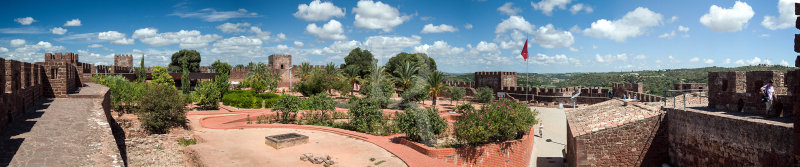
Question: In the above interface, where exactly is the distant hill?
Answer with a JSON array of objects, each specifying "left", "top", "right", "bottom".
[{"left": 445, "top": 65, "right": 798, "bottom": 96}]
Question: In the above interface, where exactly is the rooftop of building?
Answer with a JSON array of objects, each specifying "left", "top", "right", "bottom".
[{"left": 566, "top": 99, "right": 663, "bottom": 136}]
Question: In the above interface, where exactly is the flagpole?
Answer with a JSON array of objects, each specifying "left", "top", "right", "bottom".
[{"left": 525, "top": 38, "right": 529, "bottom": 104}]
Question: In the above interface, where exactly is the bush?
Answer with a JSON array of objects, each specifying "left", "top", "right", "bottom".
[
  {"left": 221, "top": 90, "right": 280, "bottom": 109},
  {"left": 448, "top": 87, "right": 466, "bottom": 105},
  {"left": 455, "top": 103, "right": 474, "bottom": 113},
  {"left": 308, "top": 93, "right": 336, "bottom": 123},
  {"left": 151, "top": 66, "right": 175, "bottom": 87},
  {"left": 137, "top": 85, "right": 187, "bottom": 134},
  {"left": 454, "top": 98, "right": 536, "bottom": 145},
  {"left": 394, "top": 108, "right": 447, "bottom": 146},
  {"left": 192, "top": 80, "right": 221, "bottom": 110},
  {"left": 349, "top": 97, "right": 394, "bottom": 135},
  {"left": 475, "top": 87, "right": 494, "bottom": 103},
  {"left": 274, "top": 95, "right": 301, "bottom": 123},
  {"left": 93, "top": 75, "right": 148, "bottom": 112}
]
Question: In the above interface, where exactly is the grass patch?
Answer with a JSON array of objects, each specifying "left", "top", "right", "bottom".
[{"left": 177, "top": 138, "right": 197, "bottom": 147}]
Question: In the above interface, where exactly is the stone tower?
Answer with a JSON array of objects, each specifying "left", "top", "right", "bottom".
[
  {"left": 268, "top": 54, "right": 292, "bottom": 70},
  {"left": 114, "top": 54, "right": 133, "bottom": 68}
]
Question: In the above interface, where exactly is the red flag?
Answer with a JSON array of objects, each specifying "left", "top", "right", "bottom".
[{"left": 521, "top": 39, "right": 529, "bottom": 60}]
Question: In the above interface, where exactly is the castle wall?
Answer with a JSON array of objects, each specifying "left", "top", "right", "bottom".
[
  {"left": 666, "top": 107, "right": 793, "bottom": 166},
  {"left": 568, "top": 113, "right": 668, "bottom": 167},
  {"left": 113, "top": 54, "right": 133, "bottom": 68},
  {"left": 708, "top": 71, "right": 795, "bottom": 118}
]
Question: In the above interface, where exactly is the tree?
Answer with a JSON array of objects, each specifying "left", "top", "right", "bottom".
[
  {"left": 241, "top": 62, "right": 279, "bottom": 93},
  {"left": 214, "top": 73, "right": 230, "bottom": 97},
  {"left": 476, "top": 87, "right": 494, "bottom": 103},
  {"left": 308, "top": 93, "right": 335, "bottom": 123},
  {"left": 151, "top": 66, "right": 174, "bottom": 87},
  {"left": 181, "top": 65, "right": 190, "bottom": 94},
  {"left": 393, "top": 61, "right": 418, "bottom": 91},
  {"left": 385, "top": 52, "right": 436, "bottom": 79},
  {"left": 394, "top": 108, "right": 447, "bottom": 146},
  {"left": 297, "top": 62, "right": 312, "bottom": 79},
  {"left": 210, "top": 60, "right": 231, "bottom": 75},
  {"left": 274, "top": 95, "right": 301, "bottom": 123},
  {"left": 192, "top": 80, "right": 221, "bottom": 109},
  {"left": 168, "top": 49, "right": 201, "bottom": 72},
  {"left": 343, "top": 67, "right": 363, "bottom": 96},
  {"left": 448, "top": 87, "right": 465, "bottom": 105},
  {"left": 137, "top": 84, "right": 186, "bottom": 134},
  {"left": 425, "top": 71, "right": 446, "bottom": 107},
  {"left": 136, "top": 55, "right": 146, "bottom": 83},
  {"left": 342, "top": 47, "right": 375, "bottom": 79}
]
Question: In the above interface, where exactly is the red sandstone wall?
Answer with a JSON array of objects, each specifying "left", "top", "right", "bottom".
[
  {"left": 666, "top": 107, "right": 793, "bottom": 166},
  {"left": 708, "top": 71, "right": 795, "bottom": 118},
  {"left": 397, "top": 127, "right": 535, "bottom": 167},
  {"left": 567, "top": 114, "right": 668, "bottom": 166}
]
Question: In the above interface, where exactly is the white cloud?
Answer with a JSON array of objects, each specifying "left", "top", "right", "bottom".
[
  {"left": 735, "top": 57, "right": 762, "bottom": 65},
  {"left": 633, "top": 55, "right": 646, "bottom": 60},
  {"left": 531, "top": 0, "right": 571, "bottom": 16},
  {"left": 171, "top": 8, "right": 259, "bottom": 22},
  {"left": 210, "top": 36, "right": 264, "bottom": 57},
  {"left": 50, "top": 27, "right": 67, "bottom": 35},
  {"left": 530, "top": 53, "right": 580, "bottom": 65},
  {"left": 595, "top": 54, "right": 628, "bottom": 63},
  {"left": 668, "top": 55, "right": 679, "bottom": 63},
  {"left": 413, "top": 41, "right": 465, "bottom": 59},
  {"left": 306, "top": 19, "right": 346, "bottom": 40},
  {"left": 689, "top": 57, "right": 700, "bottom": 63},
  {"left": 10, "top": 39, "right": 26, "bottom": 47},
  {"left": 353, "top": 0, "right": 411, "bottom": 32},
  {"left": 275, "top": 33, "right": 287, "bottom": 41},
  {"left": 216, "top": 22, "right": 250, "bottom": 34},
  {"left": 699, "top": 1, "right": 754, "bottom": 32},
  {"left": 14, "top": 17, "right": 36, "bottom": 25},
  {"left": 0, "top": 47, "right": 7, "bottom": 52},
  {"left": 0, "top": 27, "right": 46, "bottom": 34},
  {"left": 569, "top": 47, "right": 578, "bottom": 52},
  {"left": 760, "top": 34, "right": 771, "bottom": 38},
  {"left": 669, "top": 16, "right": 679, "bottom": 23},
  {"left": 88, "top": 44, "right": 103, "bottom": 48},
  {"left": 495, "top": 15, "right": 534, "bottom": 34},
  {"left": 762, "top": 0, "right": 799, "bottom": 30},
  {"left": 276, "top": 44, "right": 289, "bottom": 50},
  {"left": 678, "top": 25, "right": 690, "bottom": 32},
  {"left": 704, "top": 59, "right": 715, "bottom": 64},
  {"left": 64, "top": 19, "right": 81, "bottom": 26},
  {"left": 294, "top": 0, "right": 345, "bottom": 21},
  {"left": 659, "top": 31, "right": 676, "bottom": 39},
  {"left": 249, "top": 26, "right": 272, "bottom": 41},
  {"left": 4, "top": 41, "right": 65, "bottom": 62},
  {"left": 724, "top": 58, "right": 731, "bottom": 64},
  {"left": 780, "top": 60, "right": 790, "bottom": 66},
  {"left": 132, "top": 28, "right": 221, "bottom": 48},
  {"left": 421, "top": 24, "right": 458, "bottom": 33},
  {"left": 322, "top": 40, "right": 362, "bottom": 55},
  {"left": 583, "top": 7, "right": 663, "bottom": 42},
  {"left": 498, "top": 2, "right": 522, "bottom": 15},
  {"left": 294, "top": 41, "right": 304, "bottom": 47},
  {"left": 364, "top": 35, "right": 422, "bottom": 60},
  {"left": 131, "top": 49, "right": 176, "bottom": 66},
  {"left": 98, "top": 31, "right": 135, "bottom": 45},
  {"left": 464, "top": 24, "right": 473, "bottom": 30},
  {"left": 420, "top": 16, "right": 434, "bottom": 21},
  {"left": 532, "top": 24, "right": 574, "bottom": 48},
  {"left": 569, "top": 3, "right": 593, "bottom": 15}
]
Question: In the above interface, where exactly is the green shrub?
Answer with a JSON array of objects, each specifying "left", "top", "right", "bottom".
[
  {"left": 348, "top": 97, "right": 394, "bottom": 135},
  {"left": 151, "top": 66, "right": 175, "bottom": 87},
  {"left": 394, "top": 108, "right": 447, "bottom": 146},
  {"left": 274, "top": 95, "right": 301, "bottom": 123},
  {"left": 137, "top": 85, "right": 187, "bottom": 134},
  {"left": 221, "top": 90, "right": 281, "bottom": 109},
  {"left": 93, "top": 75, "right": 148, "bottom": 112},
  {"left": 308, "top": 93, "right": 336, "bottom": 124},
  {"left": 192, "top": 80, "right": 221, "bottom": 110},
  {"left": 456, "top": 103, "right": 475, "bottom": 113},
  {"left": 454, "top": 98, "right": 536, "bottom": 145},
  {"left": 448, "top": 87, "right": 466, "bottom": 105},
  {"left": 177, "top": 138, "right": 197, "bottom": 147},
  {"left": 475, "top": 87, "right": 494, "bottom": 103}
]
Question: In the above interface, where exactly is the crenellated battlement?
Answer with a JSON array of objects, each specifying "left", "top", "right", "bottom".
[
  {"left": 44, "top": 52, "right": 79, "bottom": 64},
  {"left": 113, "top": 54, "right": 133, "bottom": 68}
]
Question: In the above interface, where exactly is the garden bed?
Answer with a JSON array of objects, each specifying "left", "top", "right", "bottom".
[{"left": 396, "top": 126, "right": 535, "bottom": 167}]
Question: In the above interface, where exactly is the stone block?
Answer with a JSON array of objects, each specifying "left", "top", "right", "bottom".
[{"left": 265, "top": 133, "right": 308, "bottom": 149}]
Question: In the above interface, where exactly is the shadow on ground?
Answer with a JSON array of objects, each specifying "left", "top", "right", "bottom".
[
  {"left": 0, "top": 99, "right": 52, "bottom": 166},
  {"left": 537, "top": 157, "right": 564, "bottom": 167}
]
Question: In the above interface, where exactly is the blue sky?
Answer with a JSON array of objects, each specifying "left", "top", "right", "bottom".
[{"left": 0, "top": 0, "right": 796, "bottom": 73}]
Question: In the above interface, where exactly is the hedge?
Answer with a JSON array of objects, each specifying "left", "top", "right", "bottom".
[{"left": 222, "top": 90, "right": 281, "bottom": 109}]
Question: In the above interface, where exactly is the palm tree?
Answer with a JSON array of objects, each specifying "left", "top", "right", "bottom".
[
  {"left": 298, "top": 62, "right": 312, "bottom": 79},
  {"left": 393, "top": 61, "right": 418, "bottom": 91},
  {"left": 344, "top": 67, "right": 362, "bottom": 96},
  {"left": 426, "top": 71, "right": 447, "bottom": 107}
]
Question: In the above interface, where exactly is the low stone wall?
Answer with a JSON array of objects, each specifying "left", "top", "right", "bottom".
[
  {"left": 397, "top": 127, "right": 534, "bottom": 167},
  {"left": 567, "top": 113, "right": 668, "bottom": 166},
  {"left": 666, "top": 107, "right": 793, "bottom": 166}
]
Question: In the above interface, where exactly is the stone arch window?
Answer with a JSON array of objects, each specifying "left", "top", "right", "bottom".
[
  {"left": 281, "top": 64, "right": 284, "bottom": 69},
  {"left": 721, "top": 80, "right": 729, "bottom": 92}
]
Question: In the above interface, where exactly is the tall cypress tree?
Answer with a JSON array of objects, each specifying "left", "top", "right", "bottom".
[
  {"left": 136, "top": 55, "right": 146, "bottom": 83},
  {"left": 181, "top": 60, "right": 190, "bottom": 94}
]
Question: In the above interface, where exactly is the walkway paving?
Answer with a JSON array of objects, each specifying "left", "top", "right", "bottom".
[
  {"left": 0, "top": 84, "right": 123, "bottom": 166},
  {"left": 190, "top": 110, "right": 455, "bottom": 167},
  {"left": 530, "top": 107, "right": 567, "bottom": 167}
]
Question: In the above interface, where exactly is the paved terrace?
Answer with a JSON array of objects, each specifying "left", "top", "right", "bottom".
[{"left": 0, "top": 83, "right": 124, "bottom": 166}]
